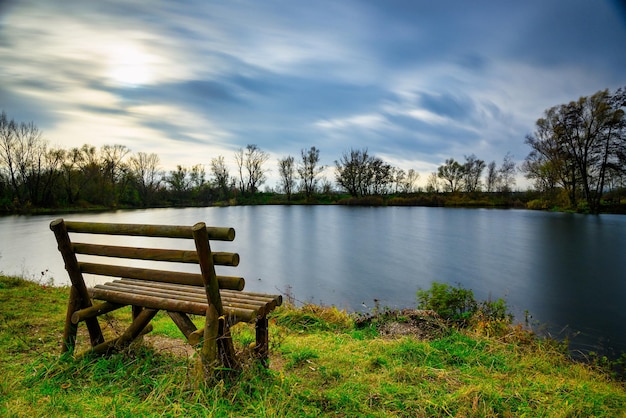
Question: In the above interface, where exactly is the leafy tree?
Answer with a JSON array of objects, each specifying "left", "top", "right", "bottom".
[
  {"left": 334, "top": 148, "right": 370, "bottom": 197},
  {"left": 523, "top": 87, "right": 625, "bottom": 212},
  {"left": 297, "top": 146, "right": 324, "bottom": 198},
  {"left": 462, "top": 154, "right": 485, "bottom": 193},
  {"left": 277, "top": 155, "right": 296, "bottom": 200},
  {"left": 437, "top": 158, "right": 465, "bottom": 192}
]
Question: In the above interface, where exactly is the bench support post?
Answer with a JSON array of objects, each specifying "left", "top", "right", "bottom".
[
  {"left": 51, "top": 219, "right": 105, "bottom": 353},
  {"left": 255, "top": 316, "right": 269, "bottom": 365}
]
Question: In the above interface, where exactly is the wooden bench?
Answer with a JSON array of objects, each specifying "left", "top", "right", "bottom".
[{"left": 50, "top": 218, "right": 282, "bottom": 374}]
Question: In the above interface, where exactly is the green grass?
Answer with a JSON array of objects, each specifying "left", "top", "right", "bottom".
[{"left": 1, "top": 275, "right": 625, "bottom": 417}]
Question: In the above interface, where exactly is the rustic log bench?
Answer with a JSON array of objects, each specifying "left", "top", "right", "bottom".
[{"left": 50, "top": 218, "right": 282, "bottom": 372}]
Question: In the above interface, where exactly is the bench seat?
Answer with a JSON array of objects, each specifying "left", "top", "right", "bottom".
[{"left": 89, "top": 278, "right": 282, "bottom": 323}]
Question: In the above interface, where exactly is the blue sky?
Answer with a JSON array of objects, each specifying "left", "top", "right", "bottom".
[{"left": 1, "top": 0, "right": 625, "bottom": 189}]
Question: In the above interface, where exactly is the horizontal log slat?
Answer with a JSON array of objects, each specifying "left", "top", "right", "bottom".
[
  {"left": 91, "top": 283, "right": 259, "bottom": 322},
  {"left": 78, "top": 262, "right": 245, "bottom": 291},
  {"left": 65, "top": 220, "right": 235, "bottom": 241},
  {"left": 98, "top": 279, "right": 270, "bottom": 315},
  {"left": 118, "top": 278, "right": 280, "bottom": 308},
  {"left": 73, "top": 243, "right": 239, "bottom": 266}
]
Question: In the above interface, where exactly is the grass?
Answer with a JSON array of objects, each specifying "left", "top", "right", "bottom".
[{"left": 1, "top": 275, "right": 625, "bottom": 417}]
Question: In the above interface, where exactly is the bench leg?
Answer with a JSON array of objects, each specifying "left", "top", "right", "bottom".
[
  {"left": 255, "top": 316, "right": 269, "bottom": 366},
  {"left": 61, "top": 286, "right": 80, "bottom": 354},
  {"left": 62, "top": 286, "right": 105, "bottom": 354},
  {"left": 217, "top": 318, "right": 239, "bottom": 370}
]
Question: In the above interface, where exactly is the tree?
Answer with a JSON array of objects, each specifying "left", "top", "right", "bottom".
[
  {"left": 334, "top": 148, "right": 394, "bottom": 196},
  {"left": 485, "top": 161, "right": 499, "bottom": 193},
  {"left": 129, "top": 152, "right": 162, "bottom": 206},
  {"left": 0, "top": 111, "right": 59, "bottom": 206},
  {"left": 100, "top": 144, "right": 130, "bottom": 206},
  {"left": 462, "top": 154, "right": 485, "bottom": 193},
  {"left": 522, "top": 87, "right": 625, "bottom": 212},
  {"left": 425, "top": 172, "right": 439, "bottom": 193},
  {"left": 403, "top": 169, "right": 420, "bottom": 193},
  {"left": 210, "top": 156, "right": 230, "bottom": 199},
  {"left": 277, "top": 155, "right": 296, "bottom": 200},
  {"left": 437, "top": 158, "right": 465, "bottom": 192},
  {"left": 297, "top": 146, "right": 324, "bottom": 198},
  {"left": 498, "top": 152, "right": 516, "bottom": 193},
  {"left": 235, "top": 144, "right": 269, "bottom": 195},
  {"left": 335, "top": 148, "right": 370, "bottom": 197}
]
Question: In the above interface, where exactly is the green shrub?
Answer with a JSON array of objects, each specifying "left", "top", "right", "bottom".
[
  {"left": 417, "top": 282, "right": 512, "bottom": 330},
  {"left": 417, "top": 282, "right": 477, "bottom": 325}
]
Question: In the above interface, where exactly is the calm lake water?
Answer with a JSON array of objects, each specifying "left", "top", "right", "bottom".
[{"left": 1, "top": 206, "right": 625, "bottom": 356}]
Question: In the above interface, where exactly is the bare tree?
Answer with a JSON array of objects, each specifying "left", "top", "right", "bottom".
[
  {"left": 277, "top": 155, "right": 296, "bottom": 199},
  {"left": 129, "top": 152, "right": 162, "bottom": 206},
  {"left": 425, "top": 172, "right": 439, "bottom": 193},
  {"left": 498, "top": 152, "right": 516, "bottom": 193},
  {"left": 210, "top": 156, "right": 230, "bottom": 198},
  {"left": 485, "top": 161, "right": 498, "bottom": 193},
  {"left": 235, "top": 144, "right": 269, "bottom": 195},
  {"left": 298, "top": 146, "right": 324, "bottom": 198}
]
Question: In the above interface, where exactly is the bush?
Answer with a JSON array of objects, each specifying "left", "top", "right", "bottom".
[
  {"left": 417, "top": 282, "right": 512, "bottom": 330},
  {"left": 417, "top": 282, "right": 477, "bottom": 325}
]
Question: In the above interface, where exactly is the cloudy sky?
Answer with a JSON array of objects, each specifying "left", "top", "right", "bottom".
[{"left": 1, "top": 0, "right": 625, "bottom": 189}]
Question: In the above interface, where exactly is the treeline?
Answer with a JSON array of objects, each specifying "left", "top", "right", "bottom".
[{"left": 1, "top": 86, "right": 624, "bottom": 214}]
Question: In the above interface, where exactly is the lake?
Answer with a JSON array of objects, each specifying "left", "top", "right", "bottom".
[{"left": 1, "top": 206, "right": 624, "bottom": 357}]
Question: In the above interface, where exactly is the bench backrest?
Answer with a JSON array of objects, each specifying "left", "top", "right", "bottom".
[{"left": 50, "top": 219, "right": 244, "bottom": 316}]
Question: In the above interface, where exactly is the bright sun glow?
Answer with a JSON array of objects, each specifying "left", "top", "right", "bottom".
[{"left": 107, "top": 44, "right": 154, "bottom": 86}]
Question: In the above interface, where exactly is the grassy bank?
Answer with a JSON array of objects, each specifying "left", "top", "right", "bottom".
[{"left": 1, "top": 275, "right": 625, "bottom": 417}]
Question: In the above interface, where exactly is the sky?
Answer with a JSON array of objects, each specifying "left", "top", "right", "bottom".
[{"left": 1, "top": 0, "right": 625, "bottom": 190}]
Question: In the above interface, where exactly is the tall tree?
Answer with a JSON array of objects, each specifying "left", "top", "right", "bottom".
[
  {"left": 210, "top": 156, "right": 230, "bottom": 199},
  {"left": 334, "top": 148, "right": 370, "bottom": 197},
  {"left": 277, "top": 155, "right": 296, "bottom": 200},
  {"left": 297, "top": 146, "right": 324, "bottom": 198},
  {"left": 498, "top": 152, "right": 517, "bottom": 193},
  {"left": 523, "top": 87, "right": 625, "bottom": 212},
  {"left": 235, "top": 144, "right": 269, "bottom": 195},
  {"left": 129, "top": 152, "right": 162, "bottom": 206},
  {"left": 437, "top": 158, "right": 465, "bottom": 193},
  {"left": 462, "top": 154, "right": 485, "bottom": 193}
]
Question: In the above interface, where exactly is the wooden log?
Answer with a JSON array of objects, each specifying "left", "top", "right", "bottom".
[
  {"left": 255, "top": 316, "right": 269, "bottom": 366},
  {"left": 91, "top": 287, "right": 208, "bottom": 316},
  {"left": 64, "top": 220, "right": 235, "bottom": 241},
  {"left": 86, "top": 311, "right": 157, "bottom": 357},
  {"left": 167, "top": 312, "right": 198, "bottom": 339},
  {"left": 50, "top": 219, "right": 105, "bottom": 348},
  {"left": 110, "top": 280, "right": 268, "bottom": 312},
  {"left": 94, "top": 281, "right": 264, "bottom": 319},
  {"left": 200, "top": 305, "right": 220, "bottom": 378},
  {"left": 90, "top": 286, "right": 257, "bottom": 322},
  {"left": 192, "top": 222, "right": 223, "bottom": 315},
  {"left": 71, "top": 301, "right": 124, "bottom": 324},
  {"left": 217, "top": 317, "right": 240, "bottom": 370},
  {"left": 188, "top": 328, "right": 204, "bottom": 346},
  {"left": 62, "top": 286, "right": 80, "bottom": 354},
  {"left": 72, "top": 243, "right": 239, "bottom": 266},
  {"left": 79, "top": 262, "right": 245, "bottom": 290}
]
